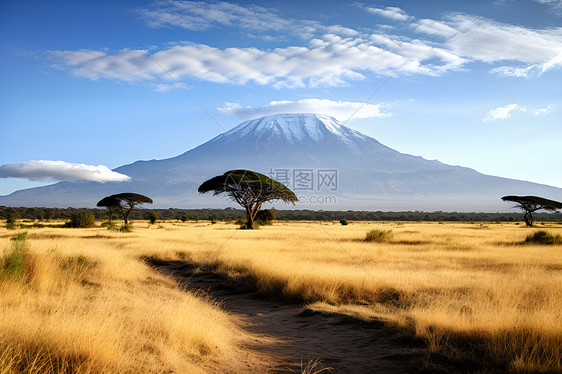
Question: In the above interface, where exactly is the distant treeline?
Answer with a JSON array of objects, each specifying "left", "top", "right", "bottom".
[{"left": 1, "top": 206, "right": 561, "bottom": 223}]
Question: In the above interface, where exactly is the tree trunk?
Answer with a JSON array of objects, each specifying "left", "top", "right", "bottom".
[
  {"left": 524, "top": 211, "right": 533, "bottom": 226},
  {"left": 247, "top": 213, "right": 254, "bottom": 229},
  {"left": 122, "top": 207, "right": 129, "bottom": 225},
  {"left": 245, "top": 207, "right": 254, "bottom": 229},
  {"left": 108, "top": 207, "right": 113, "bottom": 223}
]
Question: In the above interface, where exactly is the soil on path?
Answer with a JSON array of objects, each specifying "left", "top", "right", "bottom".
[{"left": 150, "top": 260, "right": 459, "bottom": 373}]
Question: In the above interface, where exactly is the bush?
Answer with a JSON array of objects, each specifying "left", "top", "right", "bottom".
[
  {"left": 524, "top": 230, "right": 562, "bottom": 245},
  {"left": 236, "top": 219, "right": 260, "bottom": 229},
  {"left": 255, "top": 209, "right": 276, "bottom": 226},
  {"left": 119, "top": 224, "right": 133, "bottom": 233},
  {"left": 340, "top": 219, "right": 348, "bottom": 226},
  {"left": 365, "top": 229, "right": 393, "bottom": 242},
  {"left": 67, "top": 211, "right": 95, "bottom": 228},
  {"left": 5, "top": 213, "right": 19, "bottom": 230},
  {"left": 148, "top": 212, "right": 160, "bottom": 225},
  {"left": 102, "top": 221, "right": 117, "bottom": 230}
]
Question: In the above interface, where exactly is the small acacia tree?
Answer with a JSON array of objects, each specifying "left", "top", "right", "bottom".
[
  {"left": 113, "top": 193, "right": 153, "bottom": 225},
  {"left": 96, "top": 195, "right": 122, "bottom": 223},
  {"left": 198, "top": 169, "right": 297, "bottom": 229},
  {"left": 501, "top": 195, "right": 562, "bottom": 226},
  {"left": 97, "top": 193, "right": 153, "bottom": 225}
]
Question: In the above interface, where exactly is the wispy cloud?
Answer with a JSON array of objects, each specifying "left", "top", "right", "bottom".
[
  {"left": 483, "top": 104, "right": 525, "bottom": 121},
  {"left": 0, "top": 161, "right": 131, "bottom": 182},
  {"left": 414, "top": 15, "right": 562, "bottom": 65},
  {"left": 490, "top": 65, "right": 536, "bottom": 78},
  {"left": 411, "top": 19, "right": 457, "bottom": 37},
  {"left": 491, "top": 51, "right": 562, "bottom": 78},
  {"left": 47, "top": 1, "right": 562, "bottom": 89},
  {"left": 138, "top": 0, "right": 306, "bottom": 33},
  {"left": 530, "top": 0, "right": 562, "bottom": 11},
  {"left": 48, "top": 33, "right": 462, "bottom": 88},
  {"left": 218, "top": 99, "right": 391, "bottom": 121},
  {"left": 361, "top": 5, "right": 413, "bottom": 21},
  {"left": 483, "top": 103, "right": 555, "bottom": 121},
  {"left": 532, "top": 104, "right": 554, "bottom": 116}
]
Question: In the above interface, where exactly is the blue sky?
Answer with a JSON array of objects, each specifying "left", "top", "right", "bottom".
[{"left": 1, "top": 0, "right": 561, "bottom": 195}]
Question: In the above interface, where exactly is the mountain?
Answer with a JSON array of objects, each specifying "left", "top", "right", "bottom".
[{"left": 1, "top": 113, "right": 560, "bottom": 211}]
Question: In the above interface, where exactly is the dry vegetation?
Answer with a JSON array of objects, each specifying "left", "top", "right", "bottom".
[
  {"left": 0, "top": 224, "right": 265, "bottom": 373},
  {"left": 1, "top": 220, "right": 561, "bottom": 372}
]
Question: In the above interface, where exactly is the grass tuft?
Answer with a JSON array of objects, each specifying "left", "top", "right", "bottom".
[
  {"left": 524, "top": 230, "right": 562, "bottom": 245},
  {"left": 364, "top": 229, "right": 393, "bottom": 242},
  {"left": 1, "top": 231, "right": 29, "bottom": 282}
]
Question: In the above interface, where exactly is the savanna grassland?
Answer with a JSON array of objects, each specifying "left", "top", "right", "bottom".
[{"left": 1, "top": 220, "right": 561, "bottom": 372}]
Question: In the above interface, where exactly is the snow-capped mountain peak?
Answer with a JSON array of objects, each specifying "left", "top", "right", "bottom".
[
  {"left": 220, "top": 113, "right": 368, "bottom": 145},
  {"left": 3, "top": 112, "right": 560, "bottom": 211}
]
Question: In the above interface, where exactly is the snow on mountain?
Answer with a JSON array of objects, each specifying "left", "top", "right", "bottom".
[
  {"left": 1, "top": 113, "right": 561, "bottom": 211},
  {"left": 220, "top": 113, "right": 368, "bottom": 145}
]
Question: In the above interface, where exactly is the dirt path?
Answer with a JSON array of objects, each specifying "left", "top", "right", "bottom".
[{"left": 150, "top": 260, "right": 457, "bottom": 373}]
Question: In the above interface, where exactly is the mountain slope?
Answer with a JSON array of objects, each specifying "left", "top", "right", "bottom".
[{"left": 1, "top": 113, "right": 560, "bottom": 211}]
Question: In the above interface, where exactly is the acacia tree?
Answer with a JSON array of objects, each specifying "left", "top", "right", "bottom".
[
  {"left": 501, "top": 195, "right": 562, "bottom": 226},
  {"left": 198, "top": 169, "right": 298, "bottom": 229},
  {"left": 96, "top": 195, "right": 122, "bottom": 223},
  {"left": 113, "top": 193, "right": 153, "bottom": 225}
]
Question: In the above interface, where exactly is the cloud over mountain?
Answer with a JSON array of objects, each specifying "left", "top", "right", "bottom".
[
  {"left": 218, "top": 99, "right": 391, "bottom": 121},
  {"left": 1, "top": 114, "right": 560, "bottom": 210},
  {"left": 0, "top": 161, "right": 131, "bottom": 182}
]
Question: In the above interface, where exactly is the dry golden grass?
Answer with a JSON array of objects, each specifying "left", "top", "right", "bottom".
[
  {"left": 0, "top": 225, "right": 263, "bottom": 373},
  {"left": 2, "top": 220, "right": 561, "bottom": 372},
  {"left": 142, "top": 220, "right": 562, "bottom": 371}
]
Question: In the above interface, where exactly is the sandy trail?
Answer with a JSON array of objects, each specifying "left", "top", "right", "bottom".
[{"left": 150, "top": 260, "right": 457, "bottom": 373}]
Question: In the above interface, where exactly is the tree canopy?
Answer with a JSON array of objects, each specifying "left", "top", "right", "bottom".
[
  {"left": 501, "top": 195, "right": 562, "bottom": 226},
  {"left": 198, "top": 169, "right": 297, "bottom": 229},
  {"left": 96, "top": 195, "right": 122, "bottom": 222},
  {"left": 97, "top": 193, "right": 153, "bottom": 225}
]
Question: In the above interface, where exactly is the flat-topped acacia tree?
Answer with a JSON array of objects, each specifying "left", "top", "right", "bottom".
[
  {"left": 198, "top": 169, "right": 298, "bottom": 229},
  {"left": 96, "top": 195, "right": 122, "bottom": 223},
  {"left": 97, "top": 193, "right": 153, "bottom": 225},
  {"left": 113, "top": 193, "right": 153, "bottom": 225},
  {"left": 501, "top": 195, "right": 562, "bottom": 226}
]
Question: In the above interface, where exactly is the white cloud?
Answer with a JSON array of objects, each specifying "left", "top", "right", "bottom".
[
  {"left": 152, "top": 82, "right": 177, "bottom": 93},
  {"left": 0, "top": 161, "right": 131, "bottom": 182},
  {"left": 218, "top": 99, "right": 391, "bottom": 121},
  {"left": 483, "top": 104, "right": 525, "bottom": 121},
  {"left": 540, "top": 50, "right": 562, "bottom": 73},
  {"left": 483, "top": 103, "right": 554, "bottom": 121},
  {"left": 415, "top": 14, "right": 562, "bottom": 65},
  {"left": 490, "top": 65, "right": 536, "bottom": 78},
  {"left": 532, "top": 104, "right": 554, "bottom": 116},
  {"left": 491, "top": 51, "right": 562, "bottom": 78},
  {"left": 139, "top": 0, "right": 359, "bottom": 40},
  {"left": 411, "top": 19, "right": 458, "bottom": 37},
  {"left": 48, "top": 32, "right": 465, "bottom": 88},
  {"left": 411, "top": 14, "right": 562, "bottom": 78},
  {"left": 138, "top": 0, "right": 298, "bottom": 32},
  {"left": 531, "top": 0, "right": 562, "bottom": 9},
  {"left": 363, "top": 6, "right": 412, "bottom": 21},
  {"left": 47, "top": 2, "right": 562, "bottom": 88}
]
